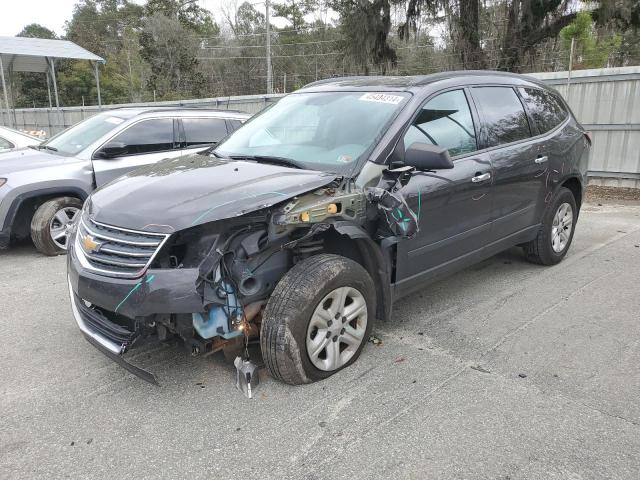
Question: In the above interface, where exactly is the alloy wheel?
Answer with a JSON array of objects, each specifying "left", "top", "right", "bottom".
[
  {"left": 49, "top": 206, "right": 80, "bottom": 250},
  {"left": 306, "top": 286, "right": 368, "bottom": 371},
  {"left": 551, "top": 202, "right": 573, "bottom": 253}
]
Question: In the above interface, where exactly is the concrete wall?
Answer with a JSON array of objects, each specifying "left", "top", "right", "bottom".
[
  {"left": 2, "top": 66, "right": 639, "bottom": 187},
  {"left": 0, "top": 94, "right": 284, "bottom": 138}
]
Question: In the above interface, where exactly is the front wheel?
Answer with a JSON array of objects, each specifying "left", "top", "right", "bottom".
[
  {"left": 524, "top": 187, "right": 577, "bottom": 265},
  {"left": 260, "top": 254, "right": 375, "bottom": 385},
  {"left": 30, "top": 197, "right": 82, "bottom": 256}
]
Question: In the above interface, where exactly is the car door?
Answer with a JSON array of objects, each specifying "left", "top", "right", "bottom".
[
  {"left": 470, "top": 86, "right": 546, "bottom": 240},
  {"left": 178, "top": 117, "right": 230, "bottom": 155},
  {"left": 394, "top": 88, "right": 493, "bottom": 290},
  {"left": 92, "top": 118, "right": 183, "bottom": 186}
]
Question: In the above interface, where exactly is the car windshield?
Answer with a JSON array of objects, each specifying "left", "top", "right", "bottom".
[
  {"left": 215, "top": 91, "right": 410, "bottom": 174},
  {"left": 41, "top": 113, "right": 129, "bottom": 156}
]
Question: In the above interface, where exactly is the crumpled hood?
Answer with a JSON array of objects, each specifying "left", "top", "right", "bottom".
[
  {"left": 0, "top": 148, "right": 68, "bottom": 174},
  {"left": 88, "top": 155, "right": 337, "bottom": 232}
]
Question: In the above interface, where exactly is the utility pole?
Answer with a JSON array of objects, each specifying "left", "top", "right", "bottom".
[{"left": 266, "top": 0, "right": 272, "bottom": 94}]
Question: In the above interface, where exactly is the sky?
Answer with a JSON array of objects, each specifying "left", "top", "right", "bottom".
[{"left": 0, "top": 1, "right": 290, "bottom": 37}]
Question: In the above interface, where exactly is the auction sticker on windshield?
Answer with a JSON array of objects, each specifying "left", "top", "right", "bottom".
[{"left": 359, "top": 93, "right": 404, "bottom": 105}]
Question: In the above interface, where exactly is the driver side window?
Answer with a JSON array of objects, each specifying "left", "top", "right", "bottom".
[
  {"left": 110, "top": 118, "right": 175, "bottom": 155},
  {"left": 404, "top": 89, "right": 477, "bottom": 157}
]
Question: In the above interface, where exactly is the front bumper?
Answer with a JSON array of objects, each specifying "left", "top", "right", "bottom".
[
  {"left": 68, "top": 277, "right": 159, "bottom": 384},
  {"left": 67, "top": 239, "right": 204, "bottom": 319},
  {"left": 67, "top": 238, "right": 207, "bottom": 384}
]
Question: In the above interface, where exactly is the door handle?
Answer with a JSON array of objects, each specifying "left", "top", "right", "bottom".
[
  {"left": 535, "top": 155, "right": 548, "bottom": 164},
  {"left": 471, "top": 172, "right": 491, "bottom": 183}
]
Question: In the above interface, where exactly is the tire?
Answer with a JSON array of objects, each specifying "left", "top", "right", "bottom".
[
  {"left": 524, "top": 187, "right": 577, "bottom": 265},
  {"left": 30, "top": 197, "right": 83, "bottom": 256},
  {"left": 260, "top": 254, "right": 375, "bottom": 385}
]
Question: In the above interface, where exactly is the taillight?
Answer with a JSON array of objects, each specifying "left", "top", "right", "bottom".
[{"left": 584, "top": 131, "right": 592, "bottom": 146}]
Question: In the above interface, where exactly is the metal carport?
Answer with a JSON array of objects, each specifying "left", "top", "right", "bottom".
[{"left": 0, "top": 36, "right": 105, "bottom": 128}]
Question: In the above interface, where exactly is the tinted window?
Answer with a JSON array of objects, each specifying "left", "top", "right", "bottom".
[
  {"left": 112, "top": 119, "right": 174, "bottom": 155},
  {"left": 0, "top": 136, "right": 13, "bottom": 150},
  {"left": 183, "top": 118, "right": 228, "bottom": 146},
  {"left": 518, "top": 88, "right": 568, "bottom": 134},
  {"left": 228, "top": 119, "right": 243, "bottom": 131},
  {"left": 403, "top": 89, "right": 477, "bottom": 156},
  {"left": 473, "top": 87, "right": 531, "bottom": 147}
]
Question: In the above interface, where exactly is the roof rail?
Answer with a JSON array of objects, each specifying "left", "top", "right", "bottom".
[{"left": 108, "top": 106, "right": 248, "bottom": 115}]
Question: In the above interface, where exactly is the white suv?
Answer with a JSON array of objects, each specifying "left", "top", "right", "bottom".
[{"left": 0, "top": 107, "right": 250, "bottom": 255}]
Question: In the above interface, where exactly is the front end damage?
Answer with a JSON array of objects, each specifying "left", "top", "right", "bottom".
[{"left": 67, "top": 170, "right": 419, "bottom": 386}]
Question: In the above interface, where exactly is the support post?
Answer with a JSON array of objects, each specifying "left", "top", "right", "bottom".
[
  {"left": 0, "top": 56, "right": 12, "bottom": 128},
  {"left": 46, "top": 70, "right": 52, "bottom": 108},
  {"left": 265, "top": 0, "right": 272, "bottom": 94},
  {"left": 567, "top": 36, "right": 575, "bottom": 89},
  {"left": 93, "top": 61, "right": 102, "bottom": 110},
  {"left": 48, "top": 58, "right": 62, "bottom": 133}
]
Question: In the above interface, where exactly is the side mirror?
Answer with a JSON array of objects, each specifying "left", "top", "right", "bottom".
[
  {"left": 96, "top": 141, "right": 127, "bottom": 159},
  {"left": 404, "top": 142, "right": 454, "bottom": 170}
]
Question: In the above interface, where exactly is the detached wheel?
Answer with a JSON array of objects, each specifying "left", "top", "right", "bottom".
[
  {"left": 30, "top": 197, "right": 82, "bottom": 256},
  {"left": 524, "top": 187, "right": 577, "bottom": 265},
  {"left": 260, "top": 254, "right": 374, "bottom": 385}
]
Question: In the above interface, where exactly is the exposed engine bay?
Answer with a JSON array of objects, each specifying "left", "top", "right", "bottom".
[
  {"left": 68, "top": 166, "right": 420, "bottom": 393},
  {"left": 139, "top": 172, "right": 416, "bottom": 359}
]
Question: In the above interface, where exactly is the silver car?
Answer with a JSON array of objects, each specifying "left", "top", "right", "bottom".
[
  {"left": 0, "top": 107, "right": 250, "bottom": 255},
  {"left": 0, "top": 126, "right": 42, "bottom": 151}
]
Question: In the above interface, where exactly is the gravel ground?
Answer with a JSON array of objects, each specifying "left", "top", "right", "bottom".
[
  {"left": 586, "top": 185, "right": 640, "bottom": 203},
  {"left": 1, "top": 201, "right": 639, "bottom": 480}
]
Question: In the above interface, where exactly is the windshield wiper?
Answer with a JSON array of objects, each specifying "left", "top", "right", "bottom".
[
  {"left": 33, "top": 144, "right": 58, "bottom": 152},
  {"left": 228, "top": 154, "right": 303, "bottom": 169}
]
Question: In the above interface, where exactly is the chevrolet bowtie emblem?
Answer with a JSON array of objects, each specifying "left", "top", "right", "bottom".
[{"left": 82, "top": 234, "right": 101, "bottom": 254}]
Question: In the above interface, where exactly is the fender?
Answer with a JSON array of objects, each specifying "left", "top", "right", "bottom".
[{"left": 1, "top": 187, "right": 89, "bottom": 232}]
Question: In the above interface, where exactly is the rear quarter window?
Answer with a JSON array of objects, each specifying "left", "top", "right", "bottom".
[
  {"left": 518, "top": 88, "right": 568, "bottom": 134},
  {"left": 473, "top": 87, "right": 531, "bottom": 147},
  {"left": 0, "top": 136, "right": 14, "bottom": 150}
]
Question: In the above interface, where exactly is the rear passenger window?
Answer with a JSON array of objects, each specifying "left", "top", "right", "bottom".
[
  {"left": 403, "top": 89, "right": 477, "bottom": 156},
  {"left": 518, "top": 88, "right": 568, "bottom": 134},
  {"left": 183, "top": 118, "right": 228, "bottom": 146},
  {"left": 473, "top": 87, "right": 531, "bottom": 147}
]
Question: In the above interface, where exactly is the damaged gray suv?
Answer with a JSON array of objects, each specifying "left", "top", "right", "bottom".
[{"left": 67, "top": 72, "right": 590, "bottom": 385}]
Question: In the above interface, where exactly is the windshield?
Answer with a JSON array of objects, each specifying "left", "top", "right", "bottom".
[
  {"left": 215, "top": 91, "right": 410, "bottom": 174},
  {"left": 42, "top": 113, "right": 129, "bottom": 156}
]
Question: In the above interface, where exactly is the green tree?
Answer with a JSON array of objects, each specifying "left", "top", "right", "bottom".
[
  {"left": 330, "top": 0, "right": 397, "bottom": 74},
  {"left": 145, "top": 0, "right": 219, "bottom": 36},
  {"left": 561, "top": 11, "right": 621, "bottom": 68},
  {"left": 140, "top": 13, "right": 205, "bottom": 99}
]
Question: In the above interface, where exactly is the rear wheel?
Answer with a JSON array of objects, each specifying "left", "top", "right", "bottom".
[
  {"left": 524, "top": 187, "right": 577, "bottom": 265},
  {"left": 260, "top": 254, "right": 375, "bottom": 385},
  {"left": 30, "top": 197, "right": 82, "bottom": 256}
]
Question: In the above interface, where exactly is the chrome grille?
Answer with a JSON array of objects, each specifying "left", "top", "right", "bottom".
[{"left": 75, "top": 217, "right": 169, "bottom": 278}]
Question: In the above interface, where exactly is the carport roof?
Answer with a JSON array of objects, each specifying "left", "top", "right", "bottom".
[{"left": 0, "top": 36, "right": 105, "bottom": 73}]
